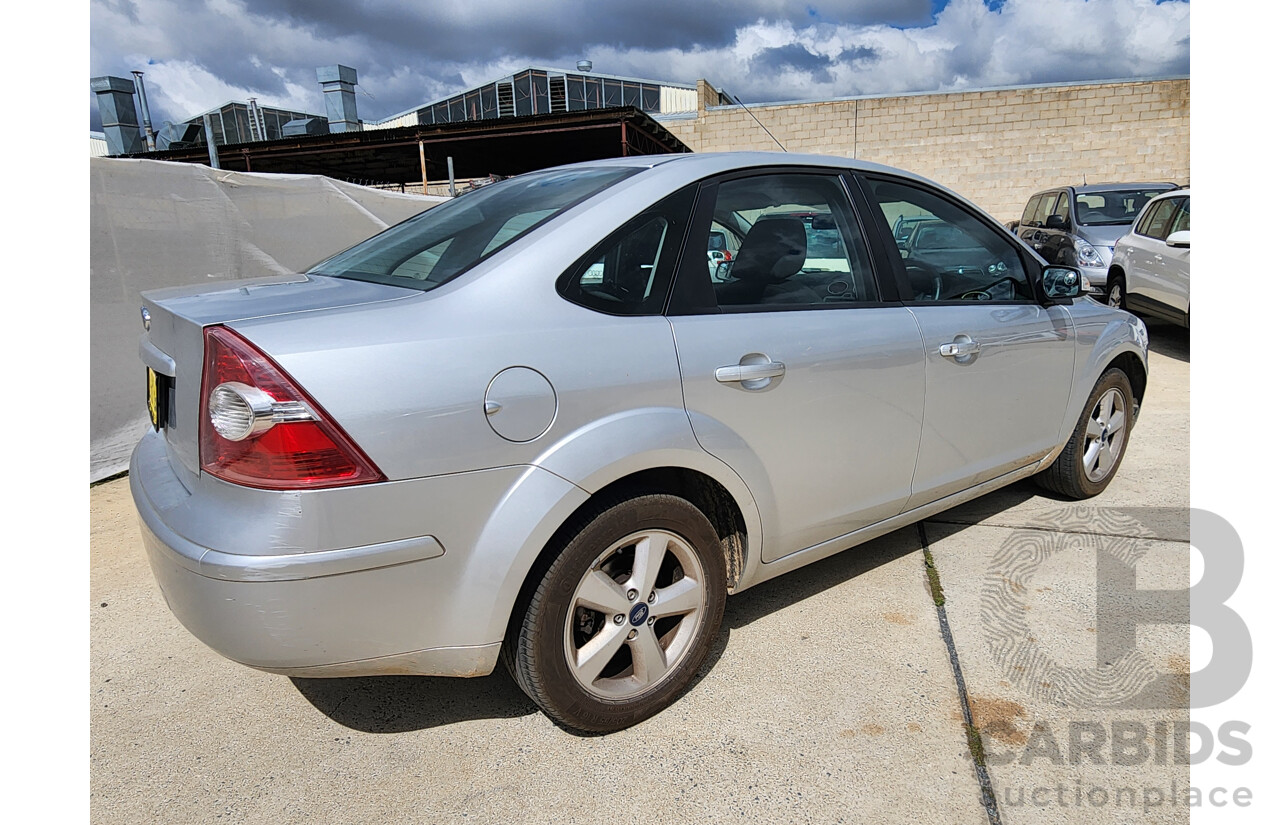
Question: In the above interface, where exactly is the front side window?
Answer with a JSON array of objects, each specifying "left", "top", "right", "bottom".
[
  {"left": 865, "top": 177, "right": 1033, "bottom": 303},
  {"left": 309, "top": 167, "right": 637, "bottom": 291},
  {"left": 1169, "top": 197, "right": 1190, "bottom": 234},
  {"left": 1052, "top": 193, "right": 1071, "bottom": 223},
  {"left": 1034, "top": 192, "right": 1060, "bottom": 227},
  {"left": 1020, "top": 195, "right": 1045, "bottom": 227}
]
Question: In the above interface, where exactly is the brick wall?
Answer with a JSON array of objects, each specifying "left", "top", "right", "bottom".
[{"left": 659, "top": 78, "right": 1189, "bottom": 223}]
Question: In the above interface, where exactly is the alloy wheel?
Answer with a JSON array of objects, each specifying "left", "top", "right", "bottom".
[
  {"left": 1108, "top": 283, "right": 1123, "bottom": 307},
  {"left": 1082, "top": 387, "right": 1127, "bottom": 482},
  {"left": 563, "top": 529, "right": 707, "bottom": 700}
]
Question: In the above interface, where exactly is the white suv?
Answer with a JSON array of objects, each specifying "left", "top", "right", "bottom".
[{"left": 1107, "top": 188, "right": 1191, "bottom": 327}]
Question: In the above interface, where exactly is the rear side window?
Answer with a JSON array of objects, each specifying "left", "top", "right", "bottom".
[
  {"left": 309, "top": 167, "right": 637, "bottom": 290},
  {"left": 706, "top": 173, "right": 877, "bottom": 309},
  {"left": 1136, "top": 197, "right": 1183, "bottom": 240}
]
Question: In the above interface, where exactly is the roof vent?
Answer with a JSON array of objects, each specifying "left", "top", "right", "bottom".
[{"left": 576, "top": 60, "right": 593, "bottom": 73}]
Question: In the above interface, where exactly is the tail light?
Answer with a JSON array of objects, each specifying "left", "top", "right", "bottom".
[{"left": 199, "top": 326, "right": 385, "bottom": 489}]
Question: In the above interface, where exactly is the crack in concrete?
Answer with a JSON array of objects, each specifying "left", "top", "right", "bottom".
[
  {"left": 925, "top": 518, "right": 1189, "bottom": 544},
  {"left": 918, "top": 522, "right": 1003, "bottom": 825}
]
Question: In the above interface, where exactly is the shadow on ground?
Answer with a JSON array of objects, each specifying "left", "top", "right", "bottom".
[
  {"left": 1146, "top": 318, "right": 1188, "bottom": 362},
  {"left": 291, "top": 665, "right": 538, "bottom": 733},
  {"left": 293, "top": 526, "right": 924, "bottom": 734}
]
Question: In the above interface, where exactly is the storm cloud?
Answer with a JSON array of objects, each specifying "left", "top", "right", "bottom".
[{"left": 89, "top": 0, "right": 1189, "bottom": 130}]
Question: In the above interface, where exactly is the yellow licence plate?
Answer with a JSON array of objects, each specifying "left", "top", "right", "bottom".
[{"left": 147, "top": 368, "right": 160, "bottom": 430}]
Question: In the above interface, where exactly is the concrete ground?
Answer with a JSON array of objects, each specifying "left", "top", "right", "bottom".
[{"left": 90, "top": 322, "right": 1190, "bottom": 825}]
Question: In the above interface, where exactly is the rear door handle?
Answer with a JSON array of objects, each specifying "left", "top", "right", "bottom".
[{"left": 715, "top": 362, "right": 786, "bottom": 383}]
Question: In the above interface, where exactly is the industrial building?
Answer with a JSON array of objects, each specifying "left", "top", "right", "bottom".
[
  {"left": 366, "top": 62, "right": 727, "bottom": 129},
  {"left": 89, "top": 64, "right": 1189, "bottom": 222}
]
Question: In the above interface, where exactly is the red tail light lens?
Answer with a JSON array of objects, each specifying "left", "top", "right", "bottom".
[{"left": 199, "top": 326, "right": 385, "bottom": 489}]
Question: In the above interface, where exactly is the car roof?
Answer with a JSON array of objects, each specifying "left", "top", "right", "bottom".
[
  {"left": 1034, "top": 182, "right": 1179, "bottom": 196},
  {"left": 540, "top": 151, "right": 926, "bottom": 182},
  {"left": 538, "top": 150, "right": 989, "bottom": 212},
  {"left": 1147, "top": 186, "right": 1191, "bottom": 199}
]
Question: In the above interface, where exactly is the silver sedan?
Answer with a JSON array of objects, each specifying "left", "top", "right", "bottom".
[{"left": 131, "top": 152, "right": 1148, "bottom": 732}]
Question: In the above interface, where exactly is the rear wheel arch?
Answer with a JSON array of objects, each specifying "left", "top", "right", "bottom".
[
  {"left": 503, "top": 491, "right": 729, "bottom": 731},
  {"left": 508, "top": 467, "right": 750, "bottom": 641}
]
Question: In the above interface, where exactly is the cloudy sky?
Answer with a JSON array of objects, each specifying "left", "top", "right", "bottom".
[{"left": 89, "top": 0, "right": 1190, "bottom": 131}]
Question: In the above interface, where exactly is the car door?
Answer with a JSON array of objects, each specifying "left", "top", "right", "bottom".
[
  {"left": 1018, "top": 189, "right": 1070, "bottom": 260},
  {"left": 1161, "top": 197, "right": 1191, "bottom": 313},
  {"left": 666, "top": 170, "right": 925, "bottom": 563},
  {"left": 1129, "top": 195, "right": 1189, "bottom": 314},
  {"left": 856, "top": 173, "right": 1077, "bottom": 510}
]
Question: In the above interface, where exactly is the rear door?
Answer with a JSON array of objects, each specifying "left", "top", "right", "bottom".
[
  {"left": 857, "top": 174, "right": 1077, "bottom": 509},
  {"left": 666, "top": 170, "right": 924, "bottom": 562}
]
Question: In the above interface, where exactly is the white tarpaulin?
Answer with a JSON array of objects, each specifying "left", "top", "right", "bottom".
[{"left": 90, "top": 157, "right": 443, "bottom": 482}]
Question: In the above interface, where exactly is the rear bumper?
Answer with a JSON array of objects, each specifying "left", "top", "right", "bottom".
[{"left": 129, "top": 431, "right": 507, "bottom": 677}]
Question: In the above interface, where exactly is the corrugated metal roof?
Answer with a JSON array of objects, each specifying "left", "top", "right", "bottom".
[{"left": 367, "top": 65, "right": 699, "bottom": 127}]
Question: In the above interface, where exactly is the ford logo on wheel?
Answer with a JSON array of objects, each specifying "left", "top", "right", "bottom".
[{"left": 629, "top": 603, "right": 649, "bottom": 626}]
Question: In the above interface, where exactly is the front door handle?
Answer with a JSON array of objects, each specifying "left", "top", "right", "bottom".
[
  {"left": 939, "top": 339, "right": 981, "bottom": 358},
  {"left": 715, "top": 361, "right": 786, "bottom": 384}
]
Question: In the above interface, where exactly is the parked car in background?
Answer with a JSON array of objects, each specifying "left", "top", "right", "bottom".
[
  {"left": 1011, "top": 183, "right": 1177, "bottom": 294},
  {"left": 707, "top": 229, "right": 733, "bottom": 276},
  {"left": 131, "top": 152, "right": 1148, "bottom": 733},
  {"left": 1107, "top": 188, "right": 1190, "bottom": 327}
]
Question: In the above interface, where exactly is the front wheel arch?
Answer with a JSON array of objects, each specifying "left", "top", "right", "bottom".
[{"left": 1105, "top": 267, "right": 1127, "bottom": 309}]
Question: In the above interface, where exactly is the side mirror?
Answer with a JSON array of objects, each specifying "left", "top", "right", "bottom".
[
  {"left": 714, "top": 260, "right": 733, "bottom": 282},
  {"left": 1042, "top": 266, "right": 1083, "bottom": 302},
  {"left": 1045, "top": 215, "right": 1069, "bottom": 231},
  {"left": 1166, "top": 230, "right": 1190, "bottom": 248}
]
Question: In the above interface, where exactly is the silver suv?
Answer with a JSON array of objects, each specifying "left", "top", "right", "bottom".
[{"left": 1108, "top": 188, "right": 1191, "bottom": 327}]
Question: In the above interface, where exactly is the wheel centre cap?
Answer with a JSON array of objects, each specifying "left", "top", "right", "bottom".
[{"left": 629, "top": 603, "right": 649, "bottom": 626}]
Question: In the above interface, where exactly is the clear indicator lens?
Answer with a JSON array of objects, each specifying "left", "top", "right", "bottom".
[{"left": 208, "top": 383, "right": 270, "bottom": 441}]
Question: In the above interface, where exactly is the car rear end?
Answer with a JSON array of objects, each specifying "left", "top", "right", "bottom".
[{"left": 133, "top": 274, "right": 522, "bottom": 676}]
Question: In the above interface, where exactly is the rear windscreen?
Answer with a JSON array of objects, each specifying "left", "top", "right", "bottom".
[{"left": 309, "top": 166, "right": 637, "bottom": 290}]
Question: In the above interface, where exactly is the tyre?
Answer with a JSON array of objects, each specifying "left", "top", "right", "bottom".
[
  {"left": 506, "top": 494, "right": 727, "bottom": 733},
  {"left": 1105, "top": 272, "right": 1126, "bottom": 309},
  {"left": 1035, "top": 368, "right": 1134, "bottom": 499}
]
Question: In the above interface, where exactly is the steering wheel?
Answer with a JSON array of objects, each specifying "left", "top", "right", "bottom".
[
  {"left": 903, "top": 259, "right": 943, "bottom": 302},
  {"left": 950, "top": 276, "right": 1020, "bottom": 302}
]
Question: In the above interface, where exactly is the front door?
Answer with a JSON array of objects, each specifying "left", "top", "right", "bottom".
[{"left": 859, "top": 174, "right": 1077, "bottom": 509}]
